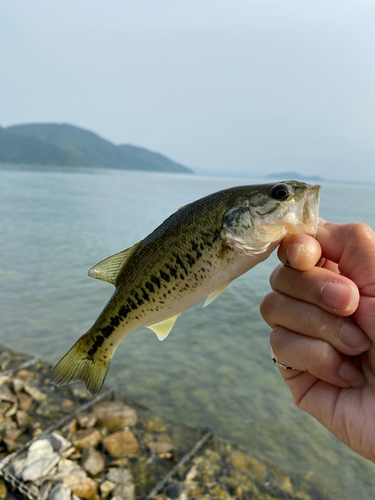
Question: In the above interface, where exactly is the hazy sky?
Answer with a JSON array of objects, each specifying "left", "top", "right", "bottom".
[{"left": 1, "top": 0, "right": 374, "bottom": 181}]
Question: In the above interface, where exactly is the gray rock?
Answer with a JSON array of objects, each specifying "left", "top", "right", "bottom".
[
  {"left": 22, "top": 452, "right": 60, "bottom": 481},
  {"left": 50, "top": 433, "right": 71, "bottom": 453},
  {"left": 107, "top": 467, "right": 132, "bottom": 483},
  {"left": 48, "top": 483, "right": 71, "bottom": 500},
  {"left": 10, "top": 458, "right": 28, "bottom": 479},
  {"left": 28, "top": 439, "right": 54, "bottom": 456},
  {"left": 38, "top": 481, "right": 52, "bottom": 500},
  {"left": 113, "top": 482, "right": 135, "bottom": 500},
  {"left": 53, "top": 459, "right": 87, "bottom": 482},
  {"left": 0, "top": 385, "right": 17, "bottom": 403}
]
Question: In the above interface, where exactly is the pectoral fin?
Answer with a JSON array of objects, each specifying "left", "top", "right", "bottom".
[
  {"left": 88, "top": 241, "right": 143, "bottom": 286},
  {"left": 203, "top": 280, "right": 233, "bottom": 307},
  {"left": 147, "top": 313, "right": 181, "bottom": 341}
]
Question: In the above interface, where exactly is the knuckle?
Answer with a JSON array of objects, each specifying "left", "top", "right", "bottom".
[
  {"left": 269, "top": 264, "right": 283, "bottom": 288},
  {"left": 307, "top": 340, "right": 332, "bottom": 375},
  {"left": 260, "top": 291, "right": 279, "bottom": 320},
  {"left": 349, "top": 222, "right": 375, "bottom": 243},
  {"left": 269, "top": 326, "right": 286, "bottom": 352}
]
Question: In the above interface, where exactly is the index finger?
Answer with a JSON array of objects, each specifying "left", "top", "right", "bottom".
[{"left": 277, "top": 234, "right": 322, "bottom": 271}]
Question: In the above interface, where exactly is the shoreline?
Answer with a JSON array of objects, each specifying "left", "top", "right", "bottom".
[{"left": 0, "top": 345, "right": 337, "bottom": 500}]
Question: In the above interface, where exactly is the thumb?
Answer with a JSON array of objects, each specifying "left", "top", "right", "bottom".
[{"left": 317, "top": 221, "right": 375, "bottom": 295}]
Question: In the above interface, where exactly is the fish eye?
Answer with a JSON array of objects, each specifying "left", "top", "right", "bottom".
[{"left": 269, "top": 183, "right": 291, "bottom": 201}]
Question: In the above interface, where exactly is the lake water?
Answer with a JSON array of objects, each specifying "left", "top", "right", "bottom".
[{"left": 1, "top": 165, "right": 375, "bottom": 499}]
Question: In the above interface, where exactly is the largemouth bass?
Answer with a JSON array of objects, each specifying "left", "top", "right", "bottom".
[{"left": 52, "top": 181, "right": 320, "bottom": 395}]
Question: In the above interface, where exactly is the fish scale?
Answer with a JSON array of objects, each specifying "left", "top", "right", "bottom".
[{"left": 51, "top": 181, "right": 320, "bottom": 395}]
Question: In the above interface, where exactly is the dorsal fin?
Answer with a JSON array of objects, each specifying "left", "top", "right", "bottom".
[
  {"left": 147, "top": 313, "right": 181, "bottom": 341},
  {"left": 203, "top": 280, "right": 233, "bottom": 307},
  {"left": 88, "top": 241, "right": 143, "bottom": 286}
]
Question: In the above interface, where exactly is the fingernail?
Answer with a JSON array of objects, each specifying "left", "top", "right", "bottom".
[
  {"left": 287, "top": 241, "right": 302, "bottom": 266},
  {"left": 321, "top": 282, "right": 359, "bottom": 312},
  {"left": 339, "top": 361, "right": 365, "bottom": 388},
  {"left": 338, "top": 321, "right": 371, "bottom": 351}
]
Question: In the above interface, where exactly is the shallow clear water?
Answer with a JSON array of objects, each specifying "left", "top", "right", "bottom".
[{"left": 1, "top": 166, "right": 375, "bottom": 498}]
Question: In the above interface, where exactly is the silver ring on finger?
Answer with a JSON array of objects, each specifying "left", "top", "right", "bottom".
[{"left": 270, "top": 346, "right": 295, "bottom": 370}]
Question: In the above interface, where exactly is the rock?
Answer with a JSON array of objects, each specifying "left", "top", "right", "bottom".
[
  {"left": 144, "top": 416, "right": 167, "bottom": 432},
  {"left": 107, "top": 457, "right": 130, "bottom": 467},
  {"left": 113, "top": 482, "right": 135, "bottom": 500},
  {"left": 93, "top": 401, "right": 137, "bottom": 430},
  {"left": 185, "top": 466, "right": 198, "bottom": 482},
  {"left": 39, "top": 481, "right": 52, "bottom": 500},
  {"left": 28, "top": 438, "right": 54, "bottom": 456},
  {"left": 81, "top": 447, "right": 105, "bottom": 476},
  {"left": 106, "top": 468, "right": 132, "bottom": 483},
  {"left": 22, "top": 452, "right": 60, "bottom": 481},
  {"left": 15, "top": 369, "right": 34, "bottom": 381},
  {"left": 63, "top": 475, "right": 98, "bottom": 499},
  {"left": 0, "top": 402, "right": 12, "bottom": 415},
  {"left": 54, "top": 459, "right": 87, "bottom": 481},
  {"left": 5, "top": 427, "right": 22, "bottom": 441},
  {"left": 60, "top": 446, "right": 77, "bottom": 459},
  {"left": 77, "top": 412, "right": 97, "bottom": 429},
  {"left": 147, "top": 442, "right": 175, "bottom": 456},
  {"left": 0, "top": 385, "right": 17, "bottom": 403},
  {"left": 48, "top": 483, "right": 71, "bottom": 500},
  {"left": 103, "top": 430, "right": 141, "bottom": 458},
  {"left": 50, "top": 432, "right": 71, "bottom": 453},
  {"left": 28, "top": 484, "right": 40, "bottom": 497},
  {"left": 208, "top": 485, "right": 232, "bottom": 499},
  {"left": 228, "top": 451, "right": 266, "bottom": 478},
  {"left": 3, "top": 438, "right": 21, "bottom": 452},
  {"left": 4, "top": 402, "right": 18, "bottom": 417},
  {"left": 16, "top": 409, "right": 32, "bottom": 427},
  {"left": 0, "top": 421, "right": 16, "bottom": 432},
  {"left": 71, "top": 428, "right": 102, "bottom": 450},
  {"left": 23, "top": 384, "right": 47, "bottom": 403},
  {"left": 100, "top": 480, "right": 116, "bottom": 498},
  {"left": 62, "top": 398, "right": 75, "bottom": 409},
  {"left": 18, "top": 392, "right": 33, "bottom": 410},
  {"left": 0, "top": 478, "right": 7, "bottom": 499}
]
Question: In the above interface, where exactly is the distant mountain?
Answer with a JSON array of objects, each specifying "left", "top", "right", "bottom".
[
  {"left": 0, "top": 127, "right": 87, "bottom": 166},
  {"left": 265, "top": 171, "right": 323, "bottom": 182},
  {"left": 2, "top": 123, "right": 193, "bottom": 174},
  {"left": 117, "top": 144, "right": 191, "bottom": 173}
]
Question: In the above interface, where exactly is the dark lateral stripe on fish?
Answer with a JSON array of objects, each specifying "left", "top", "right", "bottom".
[
  {"left": 174, "top": 255, "right": 188, "bottom": 275},
  {"left": 160, "top": 270, "right": 170, "bottom": 282},
  {"left": 151, "top": 276, "right": 161, "bottom": 288},
  {"left": 145, "top": 282, "right": 155, "bottom": 293}
]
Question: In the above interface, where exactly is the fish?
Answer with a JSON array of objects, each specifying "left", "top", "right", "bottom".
[{"left": 51, "top": 180, "right": 320, "bottom": 395}]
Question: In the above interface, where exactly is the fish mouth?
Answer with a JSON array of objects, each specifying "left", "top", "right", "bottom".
[
  {"left": 303, "top": 184, "right": 321, "bottom": 237},
  {"left": 285, "top": 184, "right": 321, "bottom": 238}
]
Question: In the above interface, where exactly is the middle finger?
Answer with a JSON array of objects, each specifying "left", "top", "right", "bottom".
[
  {"left": 261, "top": 291, "right": 371, "bottom": 356},
  {"left": 270, "top": 264, "right": 359, "bottom": 316}
]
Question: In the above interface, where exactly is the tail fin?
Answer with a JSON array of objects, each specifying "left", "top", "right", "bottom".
[{"left": 51, "top": 335, "right": 111, "bottom": 395}]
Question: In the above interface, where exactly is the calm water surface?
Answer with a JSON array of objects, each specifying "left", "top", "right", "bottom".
[{"left": 1, "top": 166, "right": 375, "bottom": 499}]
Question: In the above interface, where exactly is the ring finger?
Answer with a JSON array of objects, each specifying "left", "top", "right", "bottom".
[
  {"left": 270, "top": 327, "right": 366, "bottom": 388},
  {"left": 261, "top": 291, "right": 371, "bottom": 356}
]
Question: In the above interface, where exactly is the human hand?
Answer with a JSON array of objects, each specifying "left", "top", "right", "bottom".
[{"left": 260, "top": 220, "right": 375, "bottom": 462}]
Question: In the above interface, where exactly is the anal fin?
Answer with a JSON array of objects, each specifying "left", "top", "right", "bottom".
[
  {"left": 147, "top": 313, "right": 181, "bottom": 341},
  {"left": 203, "top": 280, "right": 233, "bottom": 307}
]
